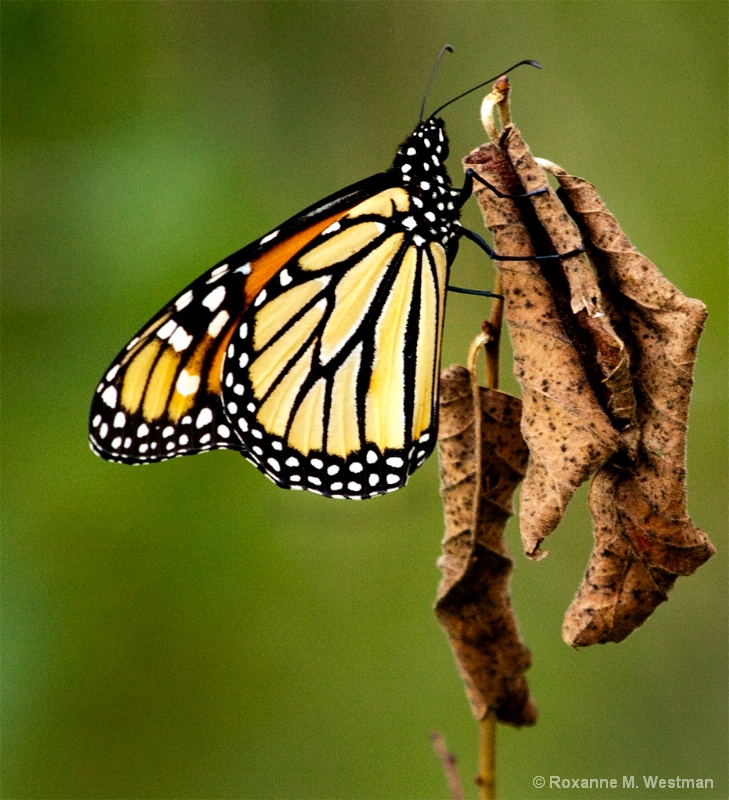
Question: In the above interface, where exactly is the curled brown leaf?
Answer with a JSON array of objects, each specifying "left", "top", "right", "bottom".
[
  {"left": 543, "top": 165, "right": 715, "bottom": 645},
  {"left": 435, "top": 364, "right": 536, "bottom": 725},
  {"left": 463, "top": 140, "right": 620, "bottom": 557}
]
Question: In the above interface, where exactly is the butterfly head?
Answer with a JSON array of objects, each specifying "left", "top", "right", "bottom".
[
  {"left": 388, "top": 117, "right": 461, "bottom": 246},
  {"left": 392, "top": 117, "right": 450, "bottom": 183}
]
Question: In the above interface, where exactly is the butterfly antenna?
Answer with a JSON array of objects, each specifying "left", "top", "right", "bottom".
[
  {"left": 428, "top": 59, "right": 542, "bottom": 119},
  {"left": 419, "top": 44, "right": 455, "bottom": 122}
]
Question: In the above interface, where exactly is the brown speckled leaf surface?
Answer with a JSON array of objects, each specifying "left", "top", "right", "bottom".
[
  {"left": 435, "top": 365, "right": 536, "bottom": 724},
  {"left": 463, "top": 140, "right": 619, "bottom": 558},
  {"left": 546, "top": 165, "right": 715, "bottom": 645},
  {"left": 461, "top": 119, "right": 713, "bottom": 645}
]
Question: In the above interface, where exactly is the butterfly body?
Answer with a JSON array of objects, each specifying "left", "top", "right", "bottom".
[{"left": 90, "top": 117, "right": 465, "bottom": 498}]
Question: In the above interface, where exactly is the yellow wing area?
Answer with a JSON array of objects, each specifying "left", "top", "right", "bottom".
[
  {"left": 411, "top": 242, "right": 447, "bottom": 440},
  {"left": 244, "top": 186, "right": 448, "bottom": 461},
  {"left": 364, "top": 245, "right": 417, "bottom": 448}
]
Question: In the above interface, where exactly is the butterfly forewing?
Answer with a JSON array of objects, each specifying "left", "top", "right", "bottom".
[
  {"left": 89, "top": 177, "right": 386, "bottom": 466},
  {"left": 89, "top": 261, "right": 248, "bottom": 464}
]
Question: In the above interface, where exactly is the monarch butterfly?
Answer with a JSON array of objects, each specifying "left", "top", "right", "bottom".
[{"left": 89, "top": 52, "right": 543, "bottom": 500}]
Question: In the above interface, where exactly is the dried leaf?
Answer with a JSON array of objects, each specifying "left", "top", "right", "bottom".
[
  {"left": 435, "top": 364, "right": 536, "bottom": 725},
  {"left": 463, "top": 141, "right": 620, "bottom": 557},
  {"left": 544, "top": 166, "right": 716, "bottom": 645},
  {"left": 463, "top": 106, "right": 713, "bottom": 644}
]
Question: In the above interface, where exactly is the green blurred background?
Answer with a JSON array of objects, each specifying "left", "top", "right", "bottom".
[{"left": 2, "top": 2, "right": 726, "bottom": 798}]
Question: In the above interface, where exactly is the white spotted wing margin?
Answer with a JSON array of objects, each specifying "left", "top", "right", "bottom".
[
  {"left": 88, "top": 260, "right": 248, "bottom": 464},
  {"left": 88, "top": 174, "right": 392, "bottom": 467},
  {"left": 221, "top": 207, "right": 451, "bottom": 500}
]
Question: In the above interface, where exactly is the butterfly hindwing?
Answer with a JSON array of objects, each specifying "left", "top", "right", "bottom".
[{"left": 222, "top": 186, "right": 451, "bottom": 497}]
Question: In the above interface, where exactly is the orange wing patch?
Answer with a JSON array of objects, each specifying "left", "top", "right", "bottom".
[{"left": 243, "top": 209, "right": 351, "bottom": 306}]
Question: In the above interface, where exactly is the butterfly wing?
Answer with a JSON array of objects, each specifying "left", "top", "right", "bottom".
[
  {"left": 89, "top": 174, "right": 389, "bottom": 466},
  {"left": 221, "top": 185, "right": 451, "bottom": 498},
  {"left": 90, "top": 116, "right": 461, "bottom": 498}
]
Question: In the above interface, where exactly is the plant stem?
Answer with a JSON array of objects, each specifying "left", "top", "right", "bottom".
[
  {"left": 477, "top": 710, "right": 497, "bottom": 800},
  {"left": 484, "top": 274, "right": 503, "bottom": 390},
  {"left": 430, "top": 732, "right": 465, "bottom": 800}
]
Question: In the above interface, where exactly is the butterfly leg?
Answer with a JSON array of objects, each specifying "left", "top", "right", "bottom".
[
  {"left": 458, "top": 168, "right": 548, "bottom": 207},
  {"left": 447, "top": 284, "right": 502, "bottom": 298},
  {"left": 447, "top": 227, "right": 580, "bottom": 297},
  {"left": 459, "top": 227, "right": 582, "bottom": 263}
]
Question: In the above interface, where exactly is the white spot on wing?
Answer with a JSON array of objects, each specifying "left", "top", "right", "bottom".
[
  {"left": 169, "top": 326, "right": 193, "bottom": 352},
  {"left": 196, "top": 408, "right": 213, "bottom": 428},
  {"left": 202, "top": 285, "right": 226, "bottom": 312},
  {"left": 260, "top": 230, "right": 279, "bottom": 245},
  {"left": 207, "top": 264, "right": 229, "bottom": 282},
  {"left": 176, "top": 369, "right": 200, "bottom": 397},
  {"left": 207, "top": 310, "right": 230, "bottom": 337},
  {"left": 101, "top": 386, "right": 117, "bottom": 408},
  {"left": 157, "top": 319, "right": 177, "bottom": 340},
  {"left": 175, "top": 290, "right": 194, "bottom": 310}
]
